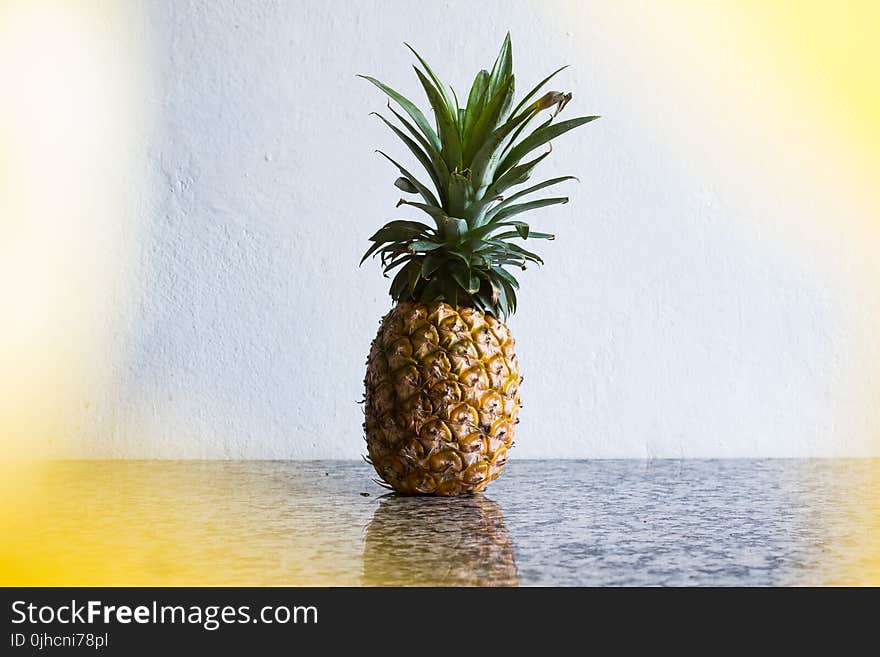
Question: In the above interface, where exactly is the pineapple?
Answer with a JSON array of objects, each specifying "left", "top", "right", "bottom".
[{"left": 361, "top": 34, "right": 597, "bottom": 495}]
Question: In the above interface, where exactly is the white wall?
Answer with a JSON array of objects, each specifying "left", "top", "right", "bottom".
[{"left": 38, "top": 0, "right": 880, "bottom": 458}]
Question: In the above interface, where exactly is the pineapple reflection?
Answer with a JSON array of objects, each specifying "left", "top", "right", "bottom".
[{"left": 363, "top": 494, "right": 518, "bottom": 586}]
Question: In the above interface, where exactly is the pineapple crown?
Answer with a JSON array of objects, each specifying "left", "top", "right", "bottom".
[{"left": 359, "top": 33, "right": 598, "bottom": 320}]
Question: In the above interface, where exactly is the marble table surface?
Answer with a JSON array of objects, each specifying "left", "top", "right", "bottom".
[{"left": 2, "top": 459, "right": 878, "bottom": 586}]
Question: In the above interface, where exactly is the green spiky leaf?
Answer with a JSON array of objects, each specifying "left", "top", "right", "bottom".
[
  {"left": 491, "top": 196, "right": 569, "bottom": 223},
  {"left": 413, "top": 67, "right": 462, "bottom": 171},
  {"left": 358, "top": 76, "right": 441, "bottom": 150},
  {"left": 486, "top": 176, "right": 577, "bottom": 220},
  {"left": 496, "top": 115, "right": 600, "bottom": 177},
  {"left": 373, "top": 114, "right": 445, "bottom": 200},
  {"left": 409, "top": 240, "right": 443, "bottom": 252},
  {"left": 394, "top": 177, "right": 419, "bottom": 194},
  {"left": 405, "top": 42, "right": 458, "bottom": 121},
  {"left": 462, "top": 70, "right": 489, "bottom": 143}
]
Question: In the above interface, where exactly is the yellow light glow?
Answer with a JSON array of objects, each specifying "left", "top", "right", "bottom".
[
  {"left": 0, "top": 2, "right": 156, "bottom": 580},
  {"left": 690, "top": 0, "right": 880, "bottom": 588},
  {"left": 745, "top": 1, "right": 880, "bottom": 172},
  {"left": 545, "top": 0, "right": 880, "bottom": 583},
  {"left": 0, "top": 1, "right": 154, "bottom": 457}
]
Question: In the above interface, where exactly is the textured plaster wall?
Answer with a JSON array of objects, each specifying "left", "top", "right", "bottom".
[{"left": 57, "top": 0, "right": 879, "bottom": 458}]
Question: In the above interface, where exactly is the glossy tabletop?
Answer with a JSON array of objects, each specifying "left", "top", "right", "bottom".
[{"left": 2, "top": 460, "right": 877, "bottom": 586}]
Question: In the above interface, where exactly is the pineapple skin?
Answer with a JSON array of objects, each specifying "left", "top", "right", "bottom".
[{"left": 364, "top": 301, "right": 521, "bottom": 495}]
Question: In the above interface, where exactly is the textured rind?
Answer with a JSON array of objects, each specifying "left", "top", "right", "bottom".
[{"left": 364, "top": 302, "right": 521, "bottom": 495}]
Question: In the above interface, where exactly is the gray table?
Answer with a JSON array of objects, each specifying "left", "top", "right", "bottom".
[{"left": 4, "top": 460, "right": 878, "bottom": 586}]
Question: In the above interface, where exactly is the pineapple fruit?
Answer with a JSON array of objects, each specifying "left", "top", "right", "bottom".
[{"left": 361, "top": 34, "right": 597, "bottom": 495}]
